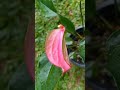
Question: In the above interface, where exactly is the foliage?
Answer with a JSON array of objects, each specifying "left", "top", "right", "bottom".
[{"left": 35, "top": 0, "right": 85, "bottom": 90}]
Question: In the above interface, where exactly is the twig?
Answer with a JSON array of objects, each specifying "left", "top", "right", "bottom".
[{"left": 80, "top": 1, "right": 85, "bottom": 30}]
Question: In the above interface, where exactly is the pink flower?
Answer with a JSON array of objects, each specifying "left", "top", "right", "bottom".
[{"left": 45, "top": 24, "right": 71, "bottom": 73}]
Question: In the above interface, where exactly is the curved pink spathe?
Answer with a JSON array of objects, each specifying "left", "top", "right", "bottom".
[{"left": 45, "top": 25, "right": 71, "bottom": 73}]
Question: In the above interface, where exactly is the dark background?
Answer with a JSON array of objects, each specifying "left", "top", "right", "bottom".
[{"left": 0, "top": 0, "right": 34, "bottom": 90}]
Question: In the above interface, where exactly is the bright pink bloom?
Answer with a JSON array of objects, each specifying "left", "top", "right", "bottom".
[{"left": 45, "top": 24, "right": 71, "bottom": 73}]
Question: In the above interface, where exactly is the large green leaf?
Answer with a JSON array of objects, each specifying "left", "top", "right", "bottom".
[
  {"left": 106, "top": 30, "right": 120, "bottom": 51},
  {"left": 42, "top": 65, "right": 62, "bottom": 90},
  {"left": 36, "top": 54, "right": 62, "bottom": 90},
  {"left": 107, "top": 46, "right": 120, "bottom": 90},
  {"left": 37, "top": 0, "right": 76, "bottom": 35}
]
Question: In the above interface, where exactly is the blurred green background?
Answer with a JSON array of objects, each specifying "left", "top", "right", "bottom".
[{"left": 0, "top": 0, "right": 33, "bottom": 90}]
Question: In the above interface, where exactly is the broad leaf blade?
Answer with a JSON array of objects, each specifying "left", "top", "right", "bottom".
[
  {"left": 37, "top": 0, "right": 76, "bottom": 35},
  {"left": 36, "top": 54, "right": 62, "bottom": 90},
  {"left": 42, "top": 65, "right": 62, "bottom": 90},
  {"left": 37, "top": 0, "right": 57, "bottom": 17},
  {"left": 39, "top": 0, "right": 57, "bottom": 13}
]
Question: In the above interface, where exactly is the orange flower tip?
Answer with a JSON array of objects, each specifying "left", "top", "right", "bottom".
[{"left": 58, "top": 24, "right": 65, "bottom": 31}]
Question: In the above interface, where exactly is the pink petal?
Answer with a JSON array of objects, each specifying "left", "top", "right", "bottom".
[{"left": 45, "top": 25, "right": 71, "bottom": 73}]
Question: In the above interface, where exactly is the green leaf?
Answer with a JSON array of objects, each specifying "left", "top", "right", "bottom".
[
  {"left": 79, "top": 39, "right": 85, "bottom": 63},
  {"left": 37, "top": 0, "right": 57, "bottom": 17},
  {"left": 59, "top": 15, "right": 76, "bottom": 35},
  {"left": 38, "top": 0, "right": 57, "bottom": 13},
  {"left": 107, "top": 45, "right": 120, "bottom": 90},
  {"left": 37, "top": 0, "right": 76, "bottom": 35},
  {"left": 106, "top": 30, "right": 120, "bottom": 51},
  {"left": 42, "top": 65, "right": 62, "bottom": 90},
  {"left": 36, "top": 54, "right": 62, "bottom": 90}
]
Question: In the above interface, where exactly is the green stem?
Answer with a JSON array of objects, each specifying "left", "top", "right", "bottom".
[
  {"left": 76, "top": 32, "right": 83, "bottom": 39},
  {"left": 80, "top": 1, "right": 84, "bottom": 30}
]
